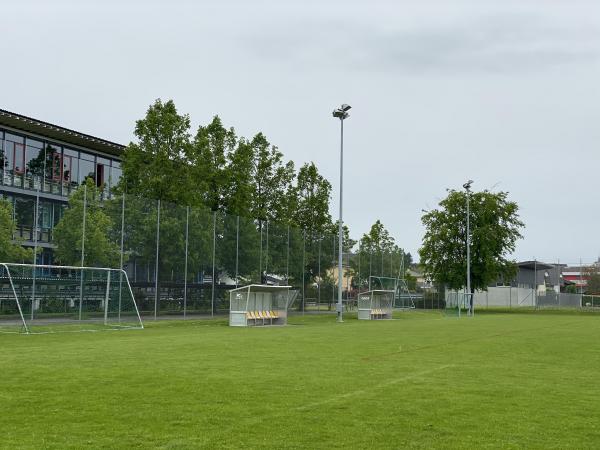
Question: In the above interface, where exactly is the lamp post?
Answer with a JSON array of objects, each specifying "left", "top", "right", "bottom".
[
  {"left": 333, "top": 104, "right": 351, "bottom": 323},
  {"left": 463, "top": 180, "right": 473, "bottom": 316}
]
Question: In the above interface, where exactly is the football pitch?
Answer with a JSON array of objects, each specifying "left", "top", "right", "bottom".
[{"left": 1, "top": 311, "right": 599, "bottom": 449}]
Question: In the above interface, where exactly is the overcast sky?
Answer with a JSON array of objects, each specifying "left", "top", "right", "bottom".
[{"left": 3, "top": 0, "right": 600, "bottom": 264}]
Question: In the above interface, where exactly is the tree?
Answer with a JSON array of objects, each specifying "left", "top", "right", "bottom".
[
  {"left": 120, "top": 99, "right": 192, "bottom": 204},
  {"left": 188, "top": 116, "right": 236, "bottom": 212},
  {"left": 330, "top": 220, "right": 356, "bottom": 254},
  {"left": 292, "top": 162, "right": 332, "bottom": 234},
  {"left": 53, "top": 179, "right": 121, "bottom": 267},
  {"left": 584, "top": 266, "right": 600, "bottom": 294},
  {"left": 350, "top": 220, "right": 407, "bottom": 289},
  {"left": 224, "top": 138, "right": 254, "bottom": 217},
  {"left": 419, "top": 189, "right": 524, "bottom": 292},
  {"left": 0, "top": 198, "right": 33, "bottom": 263},
  {"left": 249, "top": 133, "right": 295, "bottom": 224}
]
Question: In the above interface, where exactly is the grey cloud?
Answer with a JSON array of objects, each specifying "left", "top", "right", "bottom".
[{"left": 244, "top": 13, "right": 600, "bottom": 74}]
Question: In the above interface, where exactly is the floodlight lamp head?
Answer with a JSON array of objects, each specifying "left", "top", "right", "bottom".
[
  {"left": 332, "top": 103, "right": 351, "bottom": 120},
  {"left": 463, "top": 180, "right": 474, "bottom": 191},
  {"left": 332, "top": 109, "right": 349, "bottom": 120}
]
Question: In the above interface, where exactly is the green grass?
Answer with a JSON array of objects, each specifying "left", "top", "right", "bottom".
[{"left": 1, "top": 311, "right": 599, "bottom": 449}]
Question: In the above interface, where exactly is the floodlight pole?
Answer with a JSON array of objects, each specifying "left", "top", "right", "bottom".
[{"left": 333, "top": 104, "right": 351, "bottom": 323}]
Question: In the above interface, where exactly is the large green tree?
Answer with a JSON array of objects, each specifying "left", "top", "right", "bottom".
[
  {"left": 120, "top": 99, "right": 192, "bottom": 204},
  {"left": 291, "top": 162, "right": 332, "bottom": 234},
  {"left": 188, "top": 116, "right": 236, "bottom": 212},
  {"left": 249, "top": 133, "right": 295, "bottom": 223},
  {"left": 0, "top": 198, "right": 33, "bottom": 263},
  {"left": 53, "top": 179, "right": 121, "bottom": 267},
  {"left": 350, "top": 220, "right": 408, "bottom": 289},
  {"left": 419, "top": 189, "right": 524, "bottom": 292}
]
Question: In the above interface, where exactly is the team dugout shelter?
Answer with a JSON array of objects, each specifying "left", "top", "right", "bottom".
[
  {"left": 358, "top": 290, "right": 394, "bottom": 320},
  {"left": 229, "top": 285, "right": 291, "bottom": 327}
]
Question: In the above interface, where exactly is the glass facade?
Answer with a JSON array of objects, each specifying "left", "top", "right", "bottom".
[{"left": 0, "top": 125, "right": 122, "bottom": 248}]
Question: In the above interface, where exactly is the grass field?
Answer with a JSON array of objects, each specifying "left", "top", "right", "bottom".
[{"left": 1, "top": 311, "right": 599, "bottom": 449}]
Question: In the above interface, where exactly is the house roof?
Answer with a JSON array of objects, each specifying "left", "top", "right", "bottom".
[
  {"left": 0, "top": 108, "right": 125, "bottom": 157},
  {"left": 518, "top": 261, "right": 555, "bottom": 270}
]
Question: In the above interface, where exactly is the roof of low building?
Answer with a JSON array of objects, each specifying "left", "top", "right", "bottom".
[
  {"left": 0, "top": 108, "right": 125, "bottom": 157},
  {"left": 518, "top": 261, "right": 555, "bottom": 270}
]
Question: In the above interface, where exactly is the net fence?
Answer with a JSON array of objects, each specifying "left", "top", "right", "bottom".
[{"left": 5, "top": 188, "right": 410, "bottom": 322}]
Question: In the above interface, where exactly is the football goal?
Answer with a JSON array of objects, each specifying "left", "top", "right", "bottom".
[
  {"left": 229, "top": 284, "right": 291, "bottom": 327},
  {"left": 357, "top": 290, "right": 394, "bottom": 320},
  {"left": 0, "top": 263, "right": 143, "bottom": 334}
]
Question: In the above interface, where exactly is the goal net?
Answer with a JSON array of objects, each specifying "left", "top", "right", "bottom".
[{"left": 0, "top": 263, "right": 143, "bottom": 334}]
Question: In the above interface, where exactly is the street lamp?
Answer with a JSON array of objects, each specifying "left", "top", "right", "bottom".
[
  {"left": 333, "top": 103, "right": 351, "bottom": 323},
  {"left": 463, "top": 180, "right": 473, "bottom": 316}
]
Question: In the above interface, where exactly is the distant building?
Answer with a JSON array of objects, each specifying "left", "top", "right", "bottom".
[{"left": 0, "top": 108, "right": 124, "bottom": 264}]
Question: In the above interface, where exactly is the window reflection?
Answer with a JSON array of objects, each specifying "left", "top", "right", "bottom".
[
  {"left": 62, "top": 148, "right": 79, "bottom": 195},
  {"left": 25, "top": 139, "right": 43, "bottom": 190},
  {"left": 109, "top": 162, "right": 122, "bottom": 193},
  {"left": 14, "top": 197, "right": 34, "bottom": 240},
  {"left": 44, "top": 144, "right": 62, "bottom": 194},
  {"left": 79, "top": 153, "right": 95, "bottom": 185}
]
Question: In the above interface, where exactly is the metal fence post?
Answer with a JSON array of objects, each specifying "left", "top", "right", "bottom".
[
  {"left": 235, "top": 216, "right": 240, "bottom": 288},
  {"left": 265, "top": 220, "right": 269, "bottom": 275},
  {"left": 333, "top": 233, "right": 337, "bottom": 308},
  {"left": 317, "top": 237, "right": 321, "bottom": 313},
  {"left": 118, "top": 193, "right": 125, "bottom": 321},
  {"left": 154, "top": 199, "right": 160, "bottom": 320},
  {"left": 183, "top": 206, "right": 189, "bottom": 319},
  {"left": 31, "top": 192, "right": 40, "bottom": 321},
  {"left": 211, "top": 211, "right": 216, "bottom": 317},
  {"left": 286, "top": 225, "right": 290, "bottom": 284},
  {"left": 78, "top": 183, "right": 87, "bottom": 321},
  {"left": 302, "top": 230, "right": 305, "bottom": 315},
  {"left": 357, "top": 242, "right": 361, "bottom": 293},
  {"left": 368, "top": 248, "right": 372, "bottom": 291}
]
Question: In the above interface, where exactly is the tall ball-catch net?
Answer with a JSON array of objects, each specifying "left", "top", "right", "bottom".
[{"left": 0, "top": 263, "right": 143, "bottom": 334}]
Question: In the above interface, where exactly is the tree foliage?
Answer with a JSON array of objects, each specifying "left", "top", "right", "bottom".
[
  {"left": 350, "top": 220, "right": 409, "bottom": 289},
  {"left": 583, "top": 266, "right": 600, "bottom": 294},
  {"left": 120, "top": 99, "right": 192, "bottom": 203},
  {"left": 52, "top": 179, "right": 120, "bottom": 267},
  {"left": 0, "top": 198, "right": 34, "bottom": 263},
  {"left": 292, "top": 163, "right": 332, "bottom": 234},
  {"left": 419, "top": 189, "right": 524, "bottom": 292}
]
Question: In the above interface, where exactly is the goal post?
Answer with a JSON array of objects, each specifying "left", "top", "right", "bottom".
[
  {"left": 0, "top": 263, "right": 30, "bottom": 334},
  {"left": 0, "top": 263, "right": 144, "bottom": 334}
]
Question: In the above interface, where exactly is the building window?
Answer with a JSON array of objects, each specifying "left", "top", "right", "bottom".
[
  {"left": 8, "top": 142, "right": 25, "bottom": 175},
  {"left": 79, "top": 152, "right": 95, "bottom": 184},
  {"left": 44, "top": 143, "right": 62, "bottom": 194},
  {"left": 109, "top": 162, "right": 122, "bottom": 193},
  {"left": 14, "top": 196, "right": 34, "bottom": 240},
  {"left": 0, "top": 133, "right": 4, "bottom": 184},
  {"left": 63, "top": 148, "right": 79, "bottom": 194},
  {"left": 96, "top": 157, "right": 110, "bottom": 189}
]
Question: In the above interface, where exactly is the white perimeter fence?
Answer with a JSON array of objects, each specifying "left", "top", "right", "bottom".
[{"left": 447, "top": 287, "right": 600, "bottom": 309}]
